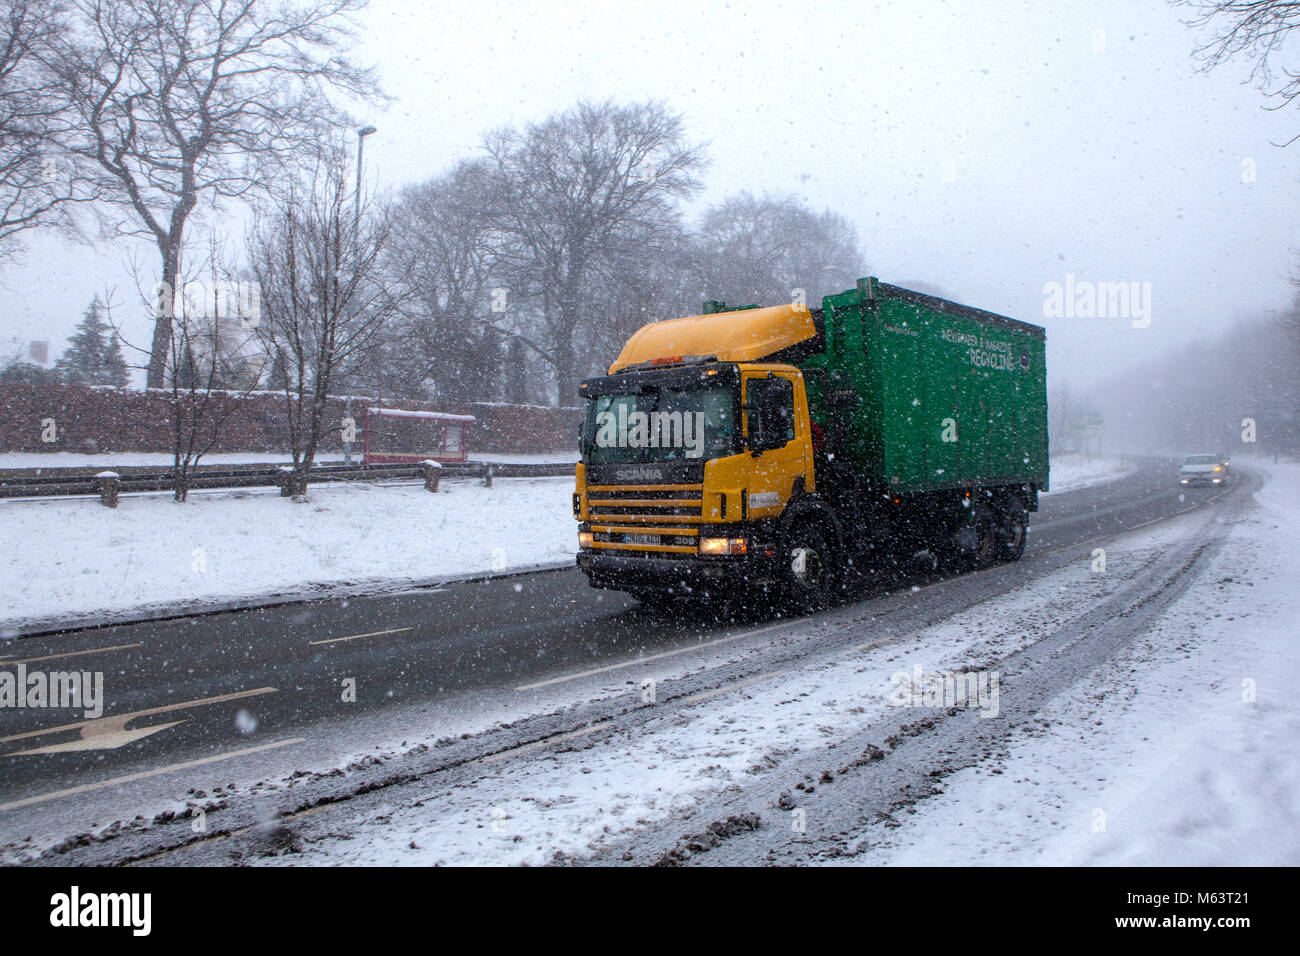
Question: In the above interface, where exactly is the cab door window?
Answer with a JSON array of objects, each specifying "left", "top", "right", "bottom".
[{"left": 746, "top": 375, "right": 796, "bottom": 449}]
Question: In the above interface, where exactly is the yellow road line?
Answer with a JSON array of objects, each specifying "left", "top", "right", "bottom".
[
  {"left": 310, "top": 627, "right": 413, "bottom": 646},
  {"left": 0, "top": 642, "right": 141, "bottom": 666}
]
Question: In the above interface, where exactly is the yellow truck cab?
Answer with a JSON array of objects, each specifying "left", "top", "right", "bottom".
[{"left": 574, "top": 302, "right": 832, "bottom": 605}]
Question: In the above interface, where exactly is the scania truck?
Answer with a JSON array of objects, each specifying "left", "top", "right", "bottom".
[{"left": 573, "top": 277, "right": 1049, "bottom": 608}]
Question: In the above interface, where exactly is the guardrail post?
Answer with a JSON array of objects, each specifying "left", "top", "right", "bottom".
[
  {"left": 483, "top": 463, "right": 494, "bottom": 488},
  {"left": 421, "top": 460, "right": 442, "bottom": 493},
  {"left": 95, "top": 471, "right": 120, "bottom": 508}
]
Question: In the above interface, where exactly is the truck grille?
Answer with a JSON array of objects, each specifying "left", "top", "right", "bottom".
[{"left": 586, "top": 484, "right": 703, "bottom": 556}]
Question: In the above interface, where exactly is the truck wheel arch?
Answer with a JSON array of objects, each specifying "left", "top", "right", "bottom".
[{"left": 779, "top": 496, "right": 844, "bottom": 556}]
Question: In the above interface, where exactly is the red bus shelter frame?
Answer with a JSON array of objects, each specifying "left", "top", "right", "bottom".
[{"left": 361, "top": 407, "right": 475, "bottom": 464}]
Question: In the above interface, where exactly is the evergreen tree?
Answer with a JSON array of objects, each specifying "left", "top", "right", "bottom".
[{"left": 54, "top": 297, "right": 129, "bottom": 387}]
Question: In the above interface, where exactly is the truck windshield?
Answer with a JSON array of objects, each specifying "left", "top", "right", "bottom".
[{"left": 581, "top": 385, "right": 737, "bottom": 463}]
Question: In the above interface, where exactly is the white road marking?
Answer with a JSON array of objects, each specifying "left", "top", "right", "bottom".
[
  {"left": 0, "top": 642, "right": 141, "bottom": 666},
  {"left": 0, "top": 738, "right": 305, "bottom": 812},
  {"left": 8, "top": 718, "right": 187, "bottom": 755},
  {"left": 310, "top": 627, "right": 413, "bottom": 646},
  {"left": 515, "top": 621, "right": 795, "bottom": 691},
  {"left": 0, "top": 686, "right": 277, "bottom": 747}
]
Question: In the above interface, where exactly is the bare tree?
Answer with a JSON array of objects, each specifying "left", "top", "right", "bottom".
[
  {"left": 0, "top": 0, "right": 95, "bottom": 257},
  {"left": 375, "top": 160, "right": 505, "bottom": 403},
  {"left": 579, "top": 220, "right": 696, "bottom": 374},
  {"left": 160, "top": 288, "right": 264, "bottom": 501},
  {"left": 109, "top": 252, "right": 263, "bottom": 500},
  {"left": 1176, "top": 0, "right": 1300, "bottom": 144},
  {"left": 51, "top": 0, "right": 382, "bottom": 387},
  {"left": 483, "top": 100, "right": 706, "bottom": 404},
  {"left": 248, "top": 146, "right": 404, "bottom": 498},
  {"left": 687, "top": 192, "right": 866, "bottom": 309}
]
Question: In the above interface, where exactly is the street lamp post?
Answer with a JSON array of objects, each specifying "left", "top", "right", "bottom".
[
  {"left": 354, "top": 124, "right": 377, "bottom": 233},
  {"left": 344, "top": 125, "right": 376, "bottom": 466}
]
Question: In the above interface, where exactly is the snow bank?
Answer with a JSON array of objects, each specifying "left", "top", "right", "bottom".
[
  {"left": 869, "top": 462, "right": 1300, "bottom": 865},
  {"left": 0, "top": 451, "right": 314, "bottom": 469},
  {"left": 1042, "top": 453, "right": 1132, "bottom": 495},
  {"left": 366, "top": 407, "right": 475, "bottom": 422},
  {"left": 0, "top": 450, "right": 577, "bottom": 469},
  {"left": 0, "top": 476, "right": 575, "bottom": 628}
]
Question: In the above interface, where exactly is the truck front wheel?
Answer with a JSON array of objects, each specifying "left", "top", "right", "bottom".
[{"left": 782, "top": 523, "right": 836, "bottom": 611}]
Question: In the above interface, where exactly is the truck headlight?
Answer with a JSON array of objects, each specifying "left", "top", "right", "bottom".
[
  {"left": 699, "top": 537, "right": 747, "bottom": 555},
  {"left": 578, "top": 531, "right": 594, "bottom": 549}
]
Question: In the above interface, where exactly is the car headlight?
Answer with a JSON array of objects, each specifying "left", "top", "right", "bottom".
[{"left": 578, "top": 531, "right": 594, "bottom": 549}]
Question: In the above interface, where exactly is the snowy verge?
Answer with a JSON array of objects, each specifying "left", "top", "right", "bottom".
[
  {"left": 862, "top": 462, "right": 1300, "bottom": 865},
  {"left": 1040, "top": 452, "right": 1133, "bottom": 495},
  {"left": 1, "top": 476, "right": 576, "bottom": 634},
  {"left": 0, "top": 451, "right": 324, "bottom": 470},
  {"left": 0, "top": 450, "right": 575, "bottom": 470}
]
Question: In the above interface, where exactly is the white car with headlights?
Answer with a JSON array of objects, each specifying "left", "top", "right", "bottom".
[{"left": 1178, "top": 453, "right": 1228, "bottom": 487}]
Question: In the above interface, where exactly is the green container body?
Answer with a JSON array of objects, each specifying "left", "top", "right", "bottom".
[{"left": 800, "top": 278, "right": 1049, "bottom": 495}]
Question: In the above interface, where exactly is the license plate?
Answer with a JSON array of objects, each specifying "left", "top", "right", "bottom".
[{"left": 623, "top": 533, "right": 660, "bottom": 546}]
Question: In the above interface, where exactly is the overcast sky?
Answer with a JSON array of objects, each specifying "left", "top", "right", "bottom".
[{"left": 2, "top": 0, "right": 1296, "bottom": 395}]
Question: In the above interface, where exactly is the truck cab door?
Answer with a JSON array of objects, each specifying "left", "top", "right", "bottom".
[{"left": 742, "top": 370, "right": 810, "bottom": 519}]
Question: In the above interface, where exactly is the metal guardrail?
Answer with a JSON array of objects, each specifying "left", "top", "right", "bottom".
[{"left": 0, "top": 459, "right": 576, "bottom": 504}]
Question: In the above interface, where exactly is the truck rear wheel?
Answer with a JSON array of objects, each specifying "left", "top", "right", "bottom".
[
  {"left": 998, "top": 496, "right": 1028, "bottom": 561},
  {"left": 970, "top": 506, "right": 998, "bottom": 569},
  {"left": 782, "top": 523, "right": 836, "bottom": 611}
]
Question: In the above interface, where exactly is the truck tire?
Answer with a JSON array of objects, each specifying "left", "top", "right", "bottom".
[
  {"left": 782, "top": 522, "right": 836, "bottom": 611},
  {"left": 998, "top": 496, "right": 1028, "bottom": 562},
  {"left": 970, "top": 506, "right": 998, "bottom": 569}
]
